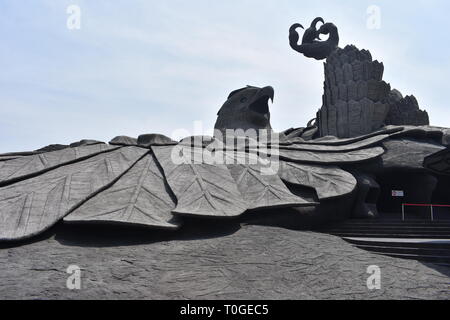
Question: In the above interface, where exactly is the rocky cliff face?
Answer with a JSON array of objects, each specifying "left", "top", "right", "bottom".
[
  {"left": 385, "top": 92, "right": 430, "bottom": 126},
  {"left": 317, "top": 45, "right": 391, "bottom": 138},
  {"left": 316, "top": 45, "right": 429, "bottom": 138}
]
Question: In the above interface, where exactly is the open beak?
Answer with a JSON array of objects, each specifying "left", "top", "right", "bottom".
[
  {"left": 260, "top": 86, "right": 274, "bottom": 103},
  {"left": 248, "top": 86, "right": 274, "bottom": 115}
]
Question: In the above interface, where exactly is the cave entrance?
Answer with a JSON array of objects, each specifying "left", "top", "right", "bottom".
[{"left": 375, "top": 171, "right": 439, "bottom": 221}]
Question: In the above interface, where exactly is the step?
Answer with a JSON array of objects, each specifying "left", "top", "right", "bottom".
[
  {"left": 341, "top": 218, "right": 450, "bottom": 222},
  {"left": 321, "top": 220, "right": 450, "bottom": 262},
  {"left": 332, "top": 223, "right": 450, "bottom": 228},
  {"left": 343, "top": 238, "right": 450, "bottom": 249},
  {"left": 321, "top": 225, "right": 450, "bottom": 231},
  {"left": 433, "top": 263, "right": 450, "bottom": 267},
  {"left": 327, "top": 220, "right": 450, "bottom": 225},
  {"left": 329, "top": 221, "right": 450, "bottom": 226},
  {"left": 321, "top": 225, "right": 450, "bottom": 230},
  {"left": 329, "top": 232, "right": 450, "bottom": 239},
  {"left": 354, "top": 244, "right": 450, "bottom": 256},
  {"left": 380, "top": 252, "right": 450, "bottom": 264},
  {"left": 323, "top": 229, "right": 450, "bottom": 236}
]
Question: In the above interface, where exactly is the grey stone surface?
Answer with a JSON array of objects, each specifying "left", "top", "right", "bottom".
[
  {"left": 424, "top": 147, "right": 450, "bottom": 176},
  {"left": 386, "top": 94, "right": 429, "bottom": 126},
  {"left": 389, "top": 88, "right": 403, "bottom": 101},
  {"left": 109, "top": 136, "right": 138, "bottom": 147},
  {"left": 316, "top": 45, "right": 391, "bottom": 138},
  {"left": 228, "top": 163, "right": 316, "bottom": 210},
  {"left": 35, "top": 144, "right": 69, "bottom": 153},
  {"left": 65, "top": 153, "right": 180, "bottom": 230},
  {"left": 0, "top": 224, "right": 448, "bottom": 299},
  {"left": 380, "top": 138, "right": 445, "bottom": 171},
  {"left": 0, "top": 144, "right": 118, "bottom": 186},
  {"left": 280, "top": 127, "right": 307, "bottom": 141},
  {"left": 152, "top": 146, "right": 248, "bottom": 218},
  {"left": 336, "top": 100, "right": 348, "bottom": 137},
  {"left": 277, "top": 161, "right": 356, "bottom": 200},
  {"left": 300, "top": 127, "right": 318, "bottom": 141},
  {"left": 0, "top": 156, "right": 22, "bottom": 162},
  {"left": 284, "top": 126, "right": 403, "bottom": 146},
  {"left": 180, "top": 136, "right": 216, "bottom": 148},
  {"left": 351, "top": 173, "right": 380, "bottom": 219},
  {"left": 388, "top": 125, "right": 448, "bottom": 143},
  {"left": 138, "top": 134, "right": 176, "bottom": 147},
  {"left": 279, "top": 146, "right": 385, "bottom": 164},
  {"left": 442, "top": 129, "right": 450, "bottom": 146},
  {"left": 0, "top": 151, "right": 39, "bottom": 157},
  {"left": 278, "top": 134, "right": 389, "bottom": 152},
  {"left": 313, "top": 42, "right": 432, "bottom": 141},
  {"left": 0, "top": 147, "right": 147, "bottom": 241},
  {"left": 69, "top": 140, "right": 104, "bottom": 148}
]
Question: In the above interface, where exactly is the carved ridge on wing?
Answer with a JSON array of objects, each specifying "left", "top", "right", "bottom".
[
  {"left": 0, "top": 144, "right": 120, "bottom": 188},
  {"left": 279, "top": 126, "right": 404, "bottom": 146},
  {"left": 64, "top": 152, "right": 180, "bottom": 230},
  {"left": 276, "top": 134, "right": 389, "bottom": 153},
  {"left": 278, "top": 146, "right": 385, "bottom": 164},
  {"left": 278, "top": 161, "right": 356, "bottom": 200},
  {"left": 0, "top": 147, "right": 148, "bottom": 241},
  {"left": 228, "top": 162, "right": 317, "bottom": 210},
  {"left": 152, "top": 146, "right": 248, "bottom": 218}
]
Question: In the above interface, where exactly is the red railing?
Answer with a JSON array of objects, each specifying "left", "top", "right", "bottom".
[{"left": 402, "top": 203, "right": 450, "bottom": 221}]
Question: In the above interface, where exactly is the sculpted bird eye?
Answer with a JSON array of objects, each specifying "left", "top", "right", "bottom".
[{"left": 240, "top": 97, "right": 248, "bottom": 103}]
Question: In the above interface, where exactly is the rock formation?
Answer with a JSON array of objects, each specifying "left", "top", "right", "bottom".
[
  {"left": 317, "top": 45, "right": 391, "bottom": 138},
  {"left": 385, "top": 93, "right": 430, "bottom": 126}
]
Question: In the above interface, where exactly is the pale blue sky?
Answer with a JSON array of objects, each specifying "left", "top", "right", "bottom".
[{"left": 1, "top": 0, "right": 449, "bottom": 152}]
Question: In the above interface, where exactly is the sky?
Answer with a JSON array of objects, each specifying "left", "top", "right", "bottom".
[{"left": 1, "top": 0, "right": 449, "bottom": 152}]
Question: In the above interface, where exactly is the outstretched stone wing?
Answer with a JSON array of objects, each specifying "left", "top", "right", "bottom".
[
  {"left": 276, "top": 134, "right": 389, "bottom": 152},
  {"left": 277, "top": 161, "right": 356, "bottom": 200},
  {"left": 282, "top": 126, "right": 403, "bottom": 145},
  {"left": 0, "top": 155, "right": 23, "bottom": 162},
  {"left": 228, "top": 162, "right": 317, "bottom": 210},
  {"left": 0, "top": 147, "right": 147, "bottom": 241},
  {"left": 0, "top": 144, "right": 118, "bottom": 186},
  {"left": 424, "top": 147, "right": 450, "bottom": 176},
  {"left": 65, "top": 152, "right": 180, "bottom": 229},
  {"left": 152, "top": 146, "right": 248, "bottom": 218},
  {"left": 279, "top": 146, "right": 384, "bottom": 164},
  {"left": 1, "top": 123, "right": 442, "bottom": 243}
]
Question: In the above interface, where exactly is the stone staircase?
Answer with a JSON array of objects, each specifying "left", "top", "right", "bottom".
[{"left": 316, "top": 219, "right": 450, "bottom": 265}]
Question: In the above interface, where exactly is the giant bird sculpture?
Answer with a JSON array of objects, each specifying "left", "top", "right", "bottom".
[{"left": 0, "top": 18, "right": 449, "bottom": 246}]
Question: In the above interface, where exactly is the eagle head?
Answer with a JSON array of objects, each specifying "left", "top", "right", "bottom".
[{"left": 214, "top": 86, "right": 274, "bottom": 139}]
